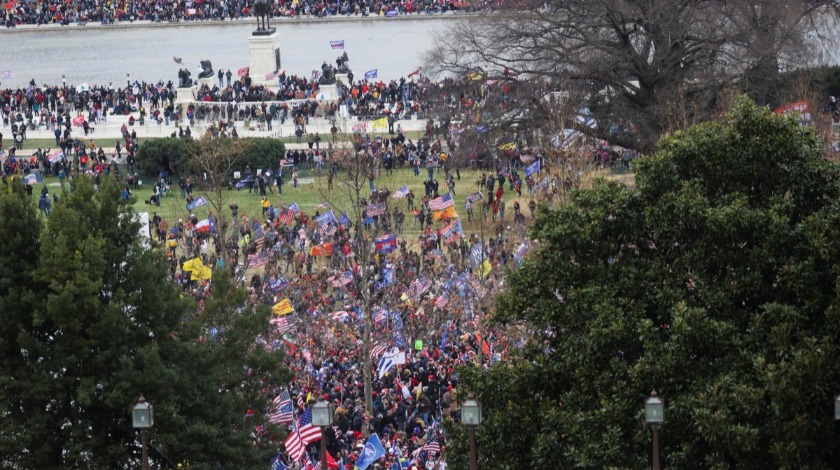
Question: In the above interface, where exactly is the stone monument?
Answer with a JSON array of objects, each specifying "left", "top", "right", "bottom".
[{"left": 248, "top": 0, "right": 281, "bottom": 87}]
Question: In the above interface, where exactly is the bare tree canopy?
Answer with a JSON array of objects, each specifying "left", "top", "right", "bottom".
[{"left": 424, "top": 0, "right": 838, "bottom": 149}]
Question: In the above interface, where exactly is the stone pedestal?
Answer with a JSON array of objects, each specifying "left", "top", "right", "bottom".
[
  {"left": 197, "top": 76, "right": 216, "bottom": 89},
  {"left": 174, "top": 87, "right": 195, "bottom": 122},
  {"left": 336, "top": 73, "right": 350, "bottom": 87},
  {"left": 249, "top": 30, "right": 282, "bottom": 87},
  {"left": 316, "top": 84, "right": 338, "bottom": 101}
]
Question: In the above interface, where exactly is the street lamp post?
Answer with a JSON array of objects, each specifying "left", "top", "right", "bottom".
[
  {"left": 312, "top": 400, "right": 334, "bottom": 469},
  {"left": 645, "top": 390, "right": 664, "bottom": 470},
  {"left": 834, "top": 394, "right": 840, "bottom": 421},
  {"left": 132, "top": 395, "right": 154, "bottom": 470},
  {"left": 461, "top": 395, "right": 482, "bottom": 470}
]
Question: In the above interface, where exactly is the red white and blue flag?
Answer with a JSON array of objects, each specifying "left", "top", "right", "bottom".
[
  {"left": 366, "top": 203, "right": 386, "bottom": 217},
  {"left": 330, "top": 40, "right": 344, "bottom": 49},
  {"left": 284, "top": 407, "right": 321, "bottom": 462},
  {"left": 375, "top": 234, "right": 397, "bottom": 253},
  {"left": 429, "top": 193, "right": 454, "bottom": 211},
  {"left": 268, "top": 390, "right": 295, "bottom": 425}
]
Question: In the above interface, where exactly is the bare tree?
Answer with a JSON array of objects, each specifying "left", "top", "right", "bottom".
[
  {"left": 424, "top": 0, "right": 838, "bottom": 150},
  {"left": 316, "top": 145, "right": 404, "bottom": 412},
  {"left": 188, "top": 137, "right": 254, "bottom": 261}
]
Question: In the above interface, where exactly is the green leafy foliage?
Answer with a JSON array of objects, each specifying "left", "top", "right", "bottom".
[
  {"left": 449, "top": 97, "right": 840, "bottom": 469},
  {"left": 136, "top": 137, "right": 285, "bottom": 177},
  {"left": 0, "top": 176, "right": 289, "bottom": 468},
  {"left": 136, "top": 137, "right": 197, "bottom": 177}
]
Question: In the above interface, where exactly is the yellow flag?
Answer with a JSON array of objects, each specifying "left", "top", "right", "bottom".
[
  {"left": 182, "top": 257, "right": 204, "bottom": 273},
  {"left": 478, "top": 259, "right": 492, "bottom": 278},
  {"left": 433, "top": 206, "right": 459, "bottom": 221},
  {"left": 272, "top": 298, "right": 295, "bottom": 316},
  {"left": 371, "top": 117, "right": 388, "bottom": 131},
  {"left": 190, "top": 265, "right": 213, "bottom": 281}
]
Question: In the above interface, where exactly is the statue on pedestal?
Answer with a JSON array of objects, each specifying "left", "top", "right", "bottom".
[
  {"left": 319, "top": 62, "right": 336, "bottom": 85},
  {"left": 197, "top": 60, "right": 214, "bottom": 79},
  {"left": 336, "top": 52, "right": 351, "bottom": 74},
  {"left": 253, "top": 0, "right": 275, "bottom": 35}
]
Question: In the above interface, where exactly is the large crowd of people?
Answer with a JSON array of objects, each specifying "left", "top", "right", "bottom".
[
  {"left": 143, "top": 124, "right": 547, "bottom": 469},
  {"left": 2, "top": 0, "right": 486, "bottom": 27}
]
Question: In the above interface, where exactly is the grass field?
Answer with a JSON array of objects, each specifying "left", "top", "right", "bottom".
[{"left": 36, "top": 166, "right": 539, "bottom": 238}]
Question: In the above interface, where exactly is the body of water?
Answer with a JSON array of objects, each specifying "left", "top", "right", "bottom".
[{"left": 0, "top": 18, "right": 451, "bottom": 88}]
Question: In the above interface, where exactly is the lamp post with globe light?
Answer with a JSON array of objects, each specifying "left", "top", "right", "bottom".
[
  {"left": 132, "top": 395, "right": 154, "bottom": 470},
  {"left": 312, "top": 401, "right": 334, "bottom": 469},
  {"left": 461, "top": 395, "right": 482, "bottom": 470},
  {"left": 645, "top": 390, "right": 664, "bottom": 470}
]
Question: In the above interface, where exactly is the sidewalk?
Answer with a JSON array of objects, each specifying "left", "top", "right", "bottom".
[{"left": 6, "top": 113, "right": 427, "bottom": 157}]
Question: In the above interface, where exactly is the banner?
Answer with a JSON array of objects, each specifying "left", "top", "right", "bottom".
[
  {"left": 371, "top": 117, "right": 387, "bottom": 131},
  {"left": 186, "top": 196, "right": 208, "bottom": 211},
  {"left": 392, "top": 185, "right": 409, "bottom": 198},
  {"left": 352, "top": 121, "right": 367, "bottom": 133},
  {"left": 310, "top": 242, "right": 334, "bottom": 257},
  {"left": 0, "top": 70, "right": 13, "bottom": 79},
  {"left": 330, "top": 40, "right": 345, "bottom": 49},
  {"left": 48, "top": 150, "right": 65, "bottom": 163},
  {"left": 375, "top": 234, "right": 397, "bottom": 254},
  {"left": 237, "top": 66, "right": 249, "bottom": 77},
  {"left": 272, "top": 298, "right": 295, "bottom": 316},
  {"left": 364, "top": 69, "right": 378, "bottom": 80}
]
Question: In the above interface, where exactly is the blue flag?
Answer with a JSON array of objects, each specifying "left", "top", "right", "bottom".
[
  {"left": 270, "top": 453, "right": 288, "bottom": 470},
  {"left": 186, "top": 196, "right": 208, "bottom": 211},
  {"left": 365, "top": 69, "right": 378, "bottom": 80},
  {"left": 355, "top": 433, "right": 387, "bottom": 470},
  {"left": 316, "top": 209, "right": 338, "bottom": 227},
  {"left": 339, "top": 211, "right": 351, "bottom": 227},
  {"left": 525, "top": 159, "right": 541, "bottom": 177}
]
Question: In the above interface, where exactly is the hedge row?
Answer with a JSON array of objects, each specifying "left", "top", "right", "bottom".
[{"left": 135, "top": 137, "right": 286, "bottom": 177}]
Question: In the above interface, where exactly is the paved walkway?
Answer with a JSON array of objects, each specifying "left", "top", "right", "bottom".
[{"left": 5, "top": 113, "right": 427, "bottom": 157}]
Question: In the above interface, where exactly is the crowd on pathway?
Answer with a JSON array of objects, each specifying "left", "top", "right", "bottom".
[
  {"left": 2, "top": 0, "right": 486, "bottom": 27},
  {"left": 133, "top": 123, "right": 553, "bottom": 468}
]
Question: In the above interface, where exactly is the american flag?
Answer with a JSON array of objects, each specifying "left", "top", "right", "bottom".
[
  {"left": 278, "top": 208, "right": 295, "bottom": 225},
  {"left": 423, "top": 438, "right": 441, "bottom": 455},
  {"left": 253, "top": 222, "right": 266, "bottom": 240},
  {"left": 302, "top": 348, "right": 313, "bottom": 364},
  {"left": 434, "top": 295, "right": 448, "bottom": 309},
  {"left": 466, "top": 191, "right": 484, "bottom": 203},
  {"left": 248, "top": 252, "right": 269, "bottom": 268},
  {"left": 297, "top": 393, "right": 306, "bottom": 410},
  {"left": 366, "top": 203, "right": 386, "bottom": 217},
  {"left": 373, "top": 308, "right": 388, "bottom": 324},
  {"left": 269, "top": 315, "right": 296, "bottom": 334},
  {"left": 429, "top": 193, "right": 454, "bottom": 211},
  {"left": 410, "top": 277, "right": 431, "bottom": 298},
  {"left": 331, "top": 310, "right": 350, "bottom": 321},
  {"left": 370, "top": 341, "right": 387, "bottom": 358},
  {"left": 268, "top": 390, "right": 295, "bottom": 425},
  {"left": 320, "top": 224, "right": 337, "bottom": 237},
  {"left": 329, "top": 271, "right": 353, "bottom": 288},
  {"left": 297, "top": 407, "right": 322, "bottom": 444},
  {"left": 471, "top": 279, "right": 488, "bottom": 298}
]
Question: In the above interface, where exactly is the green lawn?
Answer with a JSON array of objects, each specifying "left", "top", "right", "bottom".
[{"left": 37, "top": 166, "right": 538, "bottom": 237}]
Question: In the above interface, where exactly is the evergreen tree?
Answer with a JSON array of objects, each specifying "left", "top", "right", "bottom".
[
  {"left": 0, "top": 177, "right": 288, "bottom": 468},
  {"left": 446, "top": 98, "right": 840, "bottom": 469}
]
